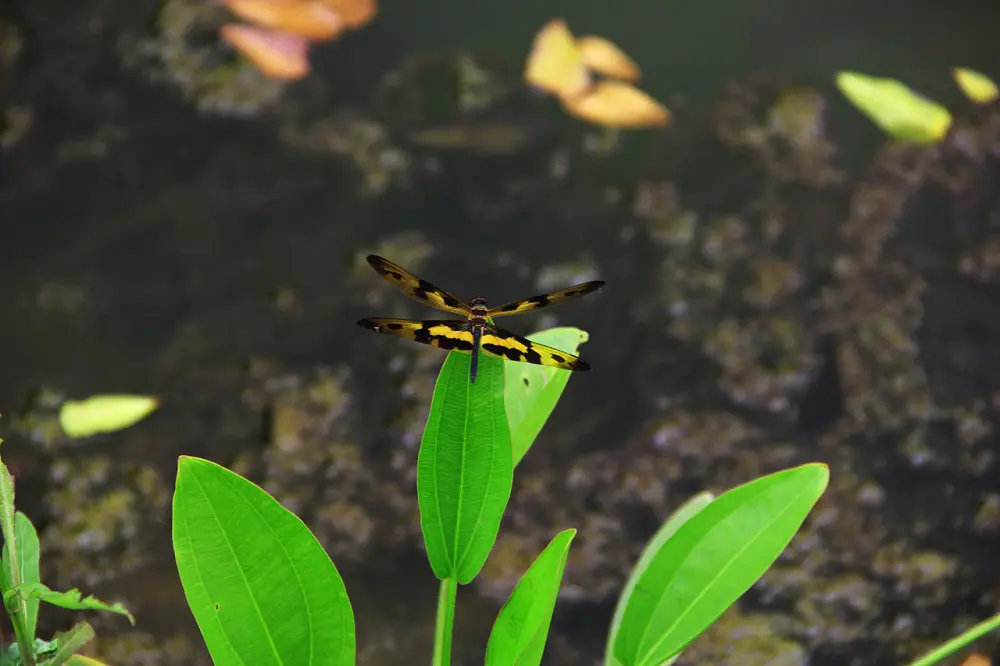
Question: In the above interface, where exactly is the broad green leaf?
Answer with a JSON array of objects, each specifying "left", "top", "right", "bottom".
[
  {"left": 835, "top": 71, "right": 952, "bottom": 144},
  {"left": 953, "top": 67, "right": 999, "bottom": 104},
  {"left": 485, "top": 529, "right": 576, "bottom": 666},
  {"left": 7, "top": 583, "right": 134, "bottom": 625},
  {"left": 504, "top": 327, "right": 589, "bottom": 467},
  {"left": 173, "top": 457, "right": 355, "bottom": 666},
  {"left": 605, "top": 492, "right": 714, "bottom": 666},
  {"left": 418, "top": 351, "right": 514, "bottom": 584},
  {"left": 58, "top": 395, "right": 159, "bottom": 438},
  {"left": 612, "top": 463, "right": 829, "bottom": 666},
  {"left": 1, "top": 512, "right": 42, "bottom": 641}
]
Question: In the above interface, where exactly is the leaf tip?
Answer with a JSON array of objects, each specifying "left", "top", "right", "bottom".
[{"left": 952, "top": 66, "right": 999, "bottom": 104}]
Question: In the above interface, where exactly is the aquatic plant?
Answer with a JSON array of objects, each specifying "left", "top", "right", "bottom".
[
  {"left": 170, "top": 339, "right": 829, "bottom": 665},
  {"left": 0, "top": 431, "right": 135, "bottom": 665}
]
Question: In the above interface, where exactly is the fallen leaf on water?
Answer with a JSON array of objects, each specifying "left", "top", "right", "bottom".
[
  {"left": 59, "top": 395, "right": 160, "bottom": 439},
  {"left": 223, "top": 0, "right": 343, "bottom": 41},
  {"left": 563, "top": 79, "right": 670, "bottom": 128},
  {"left": 953, "top": 67, "right": 999, "bottom": 104},
  {"left": 322, "top": 0, "right": 377, "bottom": 28},
  {"left": 221, "top": 24, "right": 311, "bottom": 80},
  {"left": 524, "top": 18, "right": 668, "bottom": 130},
  {"left": 958, "top": 653, "right": 991, "bottom": 666},
  {"left": 524, "top": 18, "right": 590, "bottom": 100},
  {"left": 576, "top": 35, "right": 640, "bottom": 82},
  {"left": 835, "top": 70, "right": 951, "bottom": 144}
]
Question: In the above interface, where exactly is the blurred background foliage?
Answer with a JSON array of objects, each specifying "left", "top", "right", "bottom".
[{"left": 1, "top": 0, "right": 1000, "bottom": 664}]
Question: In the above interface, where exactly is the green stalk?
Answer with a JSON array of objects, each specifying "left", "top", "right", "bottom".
[
  {"left": 5, "top": 606, "right": 36, "bottom": 666},
  {"left": 432, "top": 577, "right": 458, "bottom": 666},
  {"left": 906, "top": 611, "right": 1000, "bottom": 666},
  {"left": 0, "top": 454, "right": 35, "bottom": 665}
]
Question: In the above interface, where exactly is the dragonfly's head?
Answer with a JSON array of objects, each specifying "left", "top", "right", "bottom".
[{"left": 469, "top": 296, "right": 489, "bottom": 310}]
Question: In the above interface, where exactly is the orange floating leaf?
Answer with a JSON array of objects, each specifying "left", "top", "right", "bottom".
[
  {"left": 524, "top": 18, "right": 590, "bottom": 100},
  {"left": 959, "top": 654, "right": 991, "bottom": 666},
  {"left": 321, "top": 0, "right": 377, "bottom": 28},
  {"left": 576, "top": 35, "right": 640, "bottom": 82},
  {"left": 563, "top": 80, "right": 670, "bottom": 128},
  {"left": 223, "top": 0, "right": 343, "bottom": 41},
  {"left": 220, "top": 24, "right": 310, "bottom": 80}
]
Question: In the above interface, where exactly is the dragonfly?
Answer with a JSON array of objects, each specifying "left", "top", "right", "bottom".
[{"left": 357, "top": 255, "right": 605, "bottom": 382}]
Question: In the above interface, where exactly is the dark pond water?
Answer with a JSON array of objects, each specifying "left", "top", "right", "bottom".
[{"left": 1, "top": 0, "right": 999, "bottom": 663}]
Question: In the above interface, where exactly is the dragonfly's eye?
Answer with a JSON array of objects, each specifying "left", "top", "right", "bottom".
[{"left": 470, "top": 297, "right": 488, "bottom": 308}]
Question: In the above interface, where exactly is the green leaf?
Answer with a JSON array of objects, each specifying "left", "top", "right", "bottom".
[
  {"left": 503, "top": 328, "right": 589, "bottom": 467},
  {"left": 485, "top": 529, "right": 576, "bottom": 666},
  {"left": 605, "top": 492, "right": 714, "bottom": 666},
  {"left": 48, "top": 622, "right": 97, "bottom": 665},
  {"left": 835, "top": 71, "right": 952, "bottom": 143},
  {"left": 67, "top": 653, "right": 112, "bottom": 666},
  {"left": 418, "top": 350, "right": 514, "bottom": 584},
  {"left": 953, "top": 67, "right": 999, "bottom": 104},
  {"left": 0, "top": 456, "right": 17, "bottom": 554},
  {"left": 67, "top": 655, "right": 112, "bottom": 666},
  {"left": 6, "top": 583, "right": 134, "bottom": 624},
  {"left": 0, "top": 458, "right": 37, "bottom": 650},
  {"left": 172, "top": 456, "right": 355, "bottom": 666},
  {"left": 58, "top": 395, "right": 159, "bottom": 438},
  {"left": 1, "top": 512, "right": 42, "bottom": 641},
  {"left": 611, "top": 463, "right": 829, "bottom": 666}
]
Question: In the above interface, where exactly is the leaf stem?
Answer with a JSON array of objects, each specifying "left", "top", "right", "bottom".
[
  {"left": 432, "top": 577, "right": 457, "bottom": 666},
  {"left": 905, "top": 611, "right": 1000, "bottom": 666}
]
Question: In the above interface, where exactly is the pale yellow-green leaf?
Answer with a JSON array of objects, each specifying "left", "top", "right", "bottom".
[
  {"left": 58, "top": 395, "right": 159, "bottom": 438},
  {"left": 835, "top": 71, "right": 952, "bottom": 144},
  {"left": 953, "top": 67, "right": 999, "bottom": 104},
  {"left": 67, "top": 656, "right": 112, "bottom": 666}
]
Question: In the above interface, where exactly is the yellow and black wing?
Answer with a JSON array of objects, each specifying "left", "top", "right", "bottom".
[
  {"left": 480, "top": 326, "right": 590, "bottom": 372},
  {"left": 356, "top": 318, "right": 475, "bottom": 353},
  {"left": 366, "top": 255, "right": 470, "bottom": 317},
  {"left": 487, "top": 280, "right": 605, "bottom": 318}
]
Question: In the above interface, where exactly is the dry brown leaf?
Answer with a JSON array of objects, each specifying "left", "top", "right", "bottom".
[
  {"left": 576, "top": 35, "right": 640, "bottom": 82},
  {"left": 220, "top": 24, "right": 310, "bottom": 80},
  {"left": 321, "top": 0, "right": 377, "bottom": 28},
  {"left": 223, "top": 0, "right": 343, "bottom": 41},
  {"left": 524, "top": 18, "right": 590, "bottom": 100},
  {"left": 959, "top": 654, "right": 991, "bottom": 666},
  {"left": 563, "top": 80, "right": 670, "bottom": 128}
]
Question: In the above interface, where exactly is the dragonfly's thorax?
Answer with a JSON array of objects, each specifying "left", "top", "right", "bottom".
[
  {"left": 468, "top": 298, "right": 489, "bottom": 330},
  {"left": 469, "top": 297, "right": 489, "bottom": 321}
]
